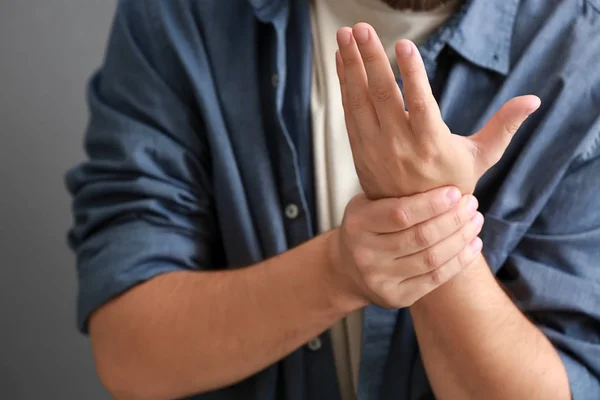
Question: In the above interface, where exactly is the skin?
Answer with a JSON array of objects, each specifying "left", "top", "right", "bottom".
[
  {"left": 335, "top": 26, "right": 541, "bottom": 199},
  {"left": 335, "top": 22, "right": 571, "bottom": 400},
  {"left": 90, "top": 187, "right": 482, "bottom": 400}
]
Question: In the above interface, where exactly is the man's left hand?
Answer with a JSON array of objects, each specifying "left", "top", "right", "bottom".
[{"left": 335, "top": 23, "right": 541, "bottom": 199}]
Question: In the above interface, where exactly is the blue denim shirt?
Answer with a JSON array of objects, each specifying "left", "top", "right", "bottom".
[{"left": 66, "top": 0, "right": 600, "bottom": 399}]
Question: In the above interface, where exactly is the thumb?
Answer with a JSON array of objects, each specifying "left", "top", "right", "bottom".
[{"left": 470, "top": 95, "right": 541, "bottom": 173}]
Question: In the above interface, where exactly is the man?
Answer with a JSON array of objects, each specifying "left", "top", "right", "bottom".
[{"left": 66, "top": 0, "right": 600, "bottom": 399}]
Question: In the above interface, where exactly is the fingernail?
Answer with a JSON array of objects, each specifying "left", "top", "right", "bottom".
[
  {"left": 337, "top": 29, "right": 352, "bottom": 46},
  {"left": 470, "top": 237, "right": 483, "bottom": 253},
  {"left": 353, "top": 26, "right": 369, "bottom": 44},
  {"left": 396, "top": 40, "right": 412, "bottom": 58},
  {"left": 446, "top": 188, "right": 461, "bottom": 206},
  {"left": 466, "top": 196, "right": 479, "bottom": 214}
]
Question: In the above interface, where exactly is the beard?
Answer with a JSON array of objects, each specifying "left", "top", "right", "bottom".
[{"left": 379, "top": 0, "right": 455, "bottom": 11}]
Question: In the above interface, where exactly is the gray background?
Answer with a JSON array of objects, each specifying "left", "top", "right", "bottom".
[{"left": 0, "top": 1, "right": 117, "bottom": 398}]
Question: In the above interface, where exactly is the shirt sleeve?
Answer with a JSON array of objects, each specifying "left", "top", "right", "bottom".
[
  {"left": 65, "top": 1, "right": 218, "bottom": 333},
  {"left": 499, "top": 148, "right": 600, "bottom": 399}
]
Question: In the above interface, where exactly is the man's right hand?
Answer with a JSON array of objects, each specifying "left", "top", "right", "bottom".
[{"left": 328, "top": 186, "right": 484, "bottom": 309}]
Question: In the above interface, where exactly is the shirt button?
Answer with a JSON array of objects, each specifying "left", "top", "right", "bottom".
[
  {"left": 284, "top": 203, "right": 299, "bottom": 220},
  {"left": 271, "top": 73, "right": 279, "bottom": 88},
  {"left": 307, "top": 337, "right": 322, "bottom": 351}
]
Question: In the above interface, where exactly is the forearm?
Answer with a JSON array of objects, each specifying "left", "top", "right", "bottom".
[
  {"left": 410, "top": 255, "right": 570, "bottom": 400},
  {"left": 90, "top": 229, "right": 359, "bottom": 400}
]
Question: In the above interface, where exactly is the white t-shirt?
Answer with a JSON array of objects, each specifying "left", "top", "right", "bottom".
[{"left": 309, "top": 1, "right": 458, "bottom": 399}]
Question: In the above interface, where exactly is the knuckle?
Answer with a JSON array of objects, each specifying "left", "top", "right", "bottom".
[
  {"left": 392, "top": 204, "right": 412, "bottom": 228},
  {"left": 348, "top": 92, "right": 366, "bottom": 110},
  {"left": 457, "top": 251, "right": 469, "bottom": 269},
  {"left": 361, "top": 52, "right": 378, "bottom": 64},
  {"left": 428, "top": 267, "right": 444, "bottom": 286},
  {"left": 504, "top": 121, "right": 522, "bottom": 136},
  {"left": 458, "top": 242, "right": 479, "bottom": 268},
  {"left": 370, "top": 83, "right": 392, "bottom": 103},
  {"left": 427, "top": 197, "right": 439, "bottom": 217},
  {"left": 407, "top": 93, "right": 430, "bottom": 113},
  {"left": 424, "top": 248, "right": 440, "bottom": 269},
  {"left": 403, "top": 62, "right": 421, "bottom": 78},
  {"left": 414, "top": 224, "right": 433, "bottom": 247},
  {"left": 453, "top": 212, "right": 463, "bottom": 229},
  {"left": 343, "top": 55, "right": 360, "bottom": 67}
]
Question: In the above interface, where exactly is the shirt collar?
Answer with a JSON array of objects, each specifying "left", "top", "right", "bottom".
[
  {"left": 246, "top": 0, "right": 286, "bottom": 22},
  {"left": 249, "top": 0, "right": 521, "bottom": 75},
  {"left": 421, "top": 0, "right": 521, "bottom": 76}
]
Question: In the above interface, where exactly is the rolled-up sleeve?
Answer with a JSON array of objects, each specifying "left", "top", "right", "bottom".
[
  {"left": 65, "top": 1, "right": 217, "bottom": 333},
  {"left": 500, "top": 150, "right": 600, "bottom": 399}
]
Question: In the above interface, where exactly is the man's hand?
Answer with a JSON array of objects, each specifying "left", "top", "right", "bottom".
[
  {"left": 328, "top": 186, "right": 483, "bottom": 309},
  {"left": 332, "top": 24, "right": 571, "bottom": 400},
  {"left": 335, "top": 23, "right": 541, "bottom": 199}
]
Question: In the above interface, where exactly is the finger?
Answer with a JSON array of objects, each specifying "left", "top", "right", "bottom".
[
  {"left": 336, "top": 50, "right": 362, "bottom": 150},
  {"left": 396, "top": 211, "right": 484, "bottom": 278},
  {"left": 470, "top": 95, "right": 541, "bottom": 174},
  {"left": 352, "top": 23, "right": 407, "bottom": 128},
  {"left": 397, "top": 236, "right": 483, "bottom": 305},
  {"left": 376, "top": 194, "right": 478, "bottom": 256},
  {"left": 395, "top": 39, "right": 443, "bottom": 138},
  {"left": 337, "top": 27, "right": 380, "bottom": 138},
  {"left": 354, "top": 186, "right": 462, "bottom": 234}
]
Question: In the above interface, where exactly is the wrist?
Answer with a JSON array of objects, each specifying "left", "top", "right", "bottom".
[
  {"left": 322, "top": 229, "right": 368, "bottom": 314},
  {"left": 411, "top": 253, "right": 493, "bottom": 312}
]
